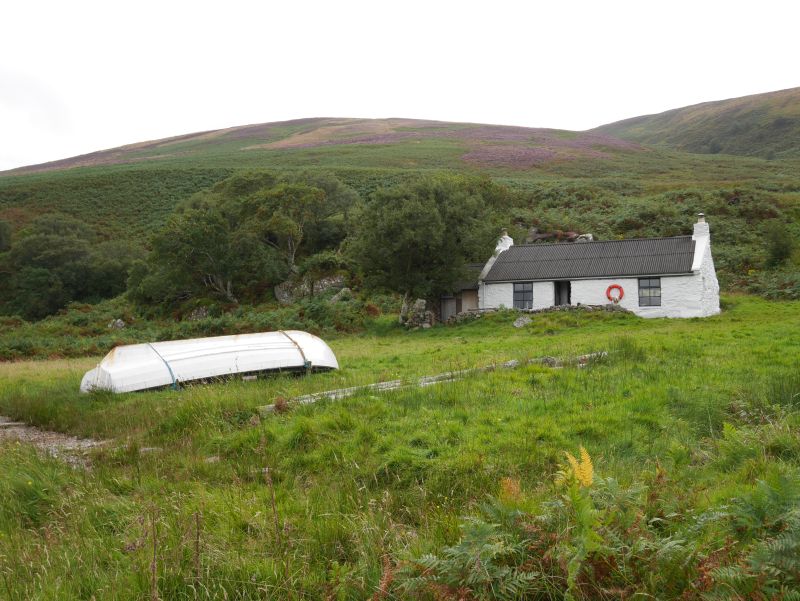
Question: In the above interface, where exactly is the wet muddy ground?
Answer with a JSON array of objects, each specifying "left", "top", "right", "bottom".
[{"left": 0, "top": 415, "right": 109, "bottom": 468}]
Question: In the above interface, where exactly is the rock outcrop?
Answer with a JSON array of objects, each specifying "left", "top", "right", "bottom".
[
  {"left": 402, "top": 298, "right": 435, "bottom": 329},
  {"left": 275, "top": 275, "right": 346, "bottom": 305}
]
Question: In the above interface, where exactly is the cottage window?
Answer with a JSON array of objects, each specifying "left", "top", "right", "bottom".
[
  {"left": 513, "top": 282, "right": 533, "bottom": 310},
  {"left": 638, "top": 278, "right": 661, "bottom": 306}
]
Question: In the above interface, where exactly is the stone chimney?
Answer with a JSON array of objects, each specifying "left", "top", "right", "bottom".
[
  {"left": 494, "top": 228, "right": 514, "bottom": 255},
  {"left": 692, "top": 213, "right": 710, "bottom": 239}
]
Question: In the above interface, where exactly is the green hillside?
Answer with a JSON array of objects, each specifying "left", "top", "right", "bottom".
[
  {"left": 1, "top": 116, "right": 799, "bottom": 242},
  {"left": 3, "top": 118, "right": 647, "bottom": 176},
  {"left": 0, "top": 117, "right": 645, "bottom": 240},
  {"left": 593, "top": 87, "right": 800, "bottom": 158}
]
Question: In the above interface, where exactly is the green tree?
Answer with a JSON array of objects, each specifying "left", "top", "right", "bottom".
[
  {"left": 86, "top": 240, "right": 146, "bottom": 300},
  {"left": 251, "top": 183, "right": 327, "bottom": 271},
  {"left": 282, "top": 171, "right": 357, "bottom": 254},
  {"left": 8, "top": 267, "right": 67, "bottom": 320},
  {"left": 187, "top": 170, "right": 353, "bottom": 263},
  {"left": 3, "top": 215, "right": 93, "bottom": 318},
  {"left": 347, "top": 174, "right": 500, "bottom": 305},
  {"left": 130, "top": 205, "right": 286, "bottom": 307},
  {"left": 0, "top": 214, "right": 142, "bottom": 319},
  {"left": 129, "top": 171, "right": 357, "bottom": 312}
]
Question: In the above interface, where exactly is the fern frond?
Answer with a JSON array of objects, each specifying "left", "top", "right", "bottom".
[
  {"left": 564, "top": 447, "right": 593, "bottom": 487},
  {"left": 578, "top": 446, "right": 593, "bottom": 487},
  {"left": 565, "top": 451, "right": 580, "bottom": 480}
]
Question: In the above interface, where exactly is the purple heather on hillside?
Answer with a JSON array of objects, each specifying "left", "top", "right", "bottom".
[{"left": 462, "top": 145, "right": 558, "bottom": 168}]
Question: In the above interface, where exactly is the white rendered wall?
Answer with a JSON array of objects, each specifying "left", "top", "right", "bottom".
[
  {"left": 481, "top": 282, "right": 513, "bottom": 308},
  {"left": 484, "top": 276, "right": 711, "bottom": 317},
  {"left": 571, "top": 275, "right": 708, "bottom": 318},
  {"left": 571, "top": 278, "right": 638, "bottom": 311},
  {"left": 697, "top": 238, "right": 721, "bottom": 317},
  {"left": 480, "top": 281, "right": 554, "bottom": 310},
  {"left": 532, "top": 281, "right": 555, "bottom": 309}
]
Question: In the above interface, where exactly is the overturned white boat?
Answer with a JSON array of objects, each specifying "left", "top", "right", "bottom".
[{"left": 80, "top": 330, "right": 339, "bottom": 393}]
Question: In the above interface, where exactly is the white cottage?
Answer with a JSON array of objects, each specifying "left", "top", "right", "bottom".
[{"left": 464, "top": 214, "right": 720, "bottom": 319}]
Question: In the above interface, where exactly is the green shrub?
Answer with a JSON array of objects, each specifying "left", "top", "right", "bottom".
[
  {"left": 764, "top": 221, "right": 795, "bottom": 267},
  {"left": 748, "top": 267, "right": 800, "bottom": 300},
  {"left": 398, "top": 510, "right": 539, "bottom": 600}
]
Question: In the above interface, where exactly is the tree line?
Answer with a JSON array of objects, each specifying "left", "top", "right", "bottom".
[
  {"left": 0, "top": 171, "right": 508, "bottom": 320},
  {"left": 1, "top": 170, "right": 796, "bottom": 320},
  {"left": 0, "top": 214, "right": 142, "bottom": 319}
]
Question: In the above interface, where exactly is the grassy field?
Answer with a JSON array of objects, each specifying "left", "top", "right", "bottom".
[{"left": 1, "top": 296, "right": 799, "bottom": 599}]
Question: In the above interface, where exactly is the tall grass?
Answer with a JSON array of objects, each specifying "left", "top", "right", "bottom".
[{"left": 0, "top": 296, "right": 799, "bottom": 598}]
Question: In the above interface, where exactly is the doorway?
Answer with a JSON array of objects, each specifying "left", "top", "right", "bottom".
[{"left": 555, "top": 281, "right": 571, "bottom": 306}]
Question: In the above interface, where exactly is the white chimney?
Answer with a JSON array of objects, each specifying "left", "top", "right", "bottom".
[
  {"left": 691, "top": 213, "right": 710, "bottom": 272},
  {"left": 478, "top": 229, "right": 515, "bottom": 285},
  {"left": 494, "top": 228, "right": 514, "bottom": 255},
  {"left": 693, "top": 213, "right": 710, "bottom": 239}
]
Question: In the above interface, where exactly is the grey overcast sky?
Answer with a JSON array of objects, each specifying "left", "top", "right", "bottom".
[{"left": 1, "top": 0, "right": 798, "bottom": 171}]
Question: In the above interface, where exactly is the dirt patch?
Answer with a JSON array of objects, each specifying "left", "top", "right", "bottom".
[{"left": 0, "top": 416, "right": 110, "bottom": 469}]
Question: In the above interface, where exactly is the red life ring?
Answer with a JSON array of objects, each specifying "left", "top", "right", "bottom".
[{"left": 606, "top": 284, "right": 624, "bottom": 303}]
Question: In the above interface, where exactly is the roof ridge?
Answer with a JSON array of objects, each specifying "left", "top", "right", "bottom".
[
  {"left": 503, "top": 253, "right": 693, "bottom": 263},
  {"left": 511, "top": 235, "right": 692, "bottom": 248}
]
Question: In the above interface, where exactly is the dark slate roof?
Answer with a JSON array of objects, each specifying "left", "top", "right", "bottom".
[{"left": 483, "top": 236, "right": 696, "bottom": 282}]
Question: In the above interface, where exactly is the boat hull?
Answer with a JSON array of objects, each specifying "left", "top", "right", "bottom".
[{"left": 80, "top": 330, "right": 338, "bottom": 393}]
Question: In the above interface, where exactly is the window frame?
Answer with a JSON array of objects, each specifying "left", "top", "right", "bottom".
[
  {"left": 513, "top": 282, "right": 534, "bottom": 310},
  {"left": 638, "top": 277, "right": 662, "bottom": 307}
]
